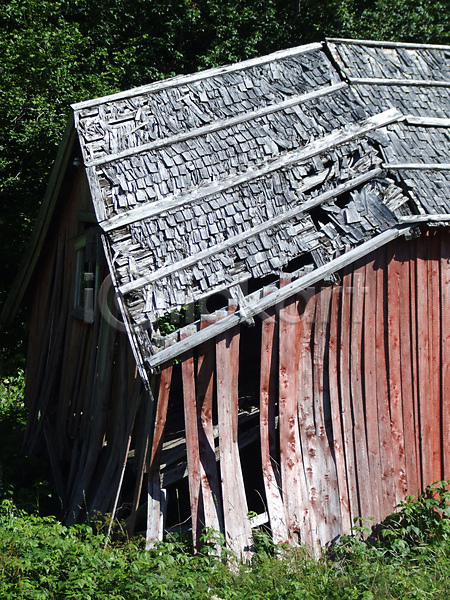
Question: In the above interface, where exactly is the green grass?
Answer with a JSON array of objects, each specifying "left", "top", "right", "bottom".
[{"left": 1, "top": 369, "right": 449, "bottom": 599}]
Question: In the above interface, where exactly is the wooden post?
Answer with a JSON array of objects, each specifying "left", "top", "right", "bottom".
[{"left": 146, "top": 364, "right": 172, "bottom": 548}]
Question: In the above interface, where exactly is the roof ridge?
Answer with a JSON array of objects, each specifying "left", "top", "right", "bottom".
[{"left": 326, "top": 38, "right": 450, "bottom": 51}]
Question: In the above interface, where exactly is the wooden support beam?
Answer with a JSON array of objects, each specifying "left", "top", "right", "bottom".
[
  {"left": 349, "top": 78, "right": 450, "bottom": 88},
  {"left": 384, "top": 163, "right": 450, "bottom": 170},
  {"left": 327, "top": 37, "right": 450, "bottom": 50}
]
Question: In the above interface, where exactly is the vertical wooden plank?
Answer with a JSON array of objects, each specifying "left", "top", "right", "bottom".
[
  {"left": 259, "top": 300, "right": 289, "bottom": 545},
  {"left": 278, "top": 277, "right": 308, "bottom": 547},
  {"left": 312, "top": 285, "right": 341, "bottom": 546},
  {"left": 216, "top": 312, "right": 253, "bottom": 560},
  {"left": 375, "top": 245, "right": 395, "bottom": 518},
  {"left": 197, "top": 315, "right": 223, "bottom": 536},
  {"left": 339, "top": 269, "right": 360, "bottom": 524},
  {"left": 328, "top": 283, "right": 351, "bottom": 534},
  {"left": 349, "top": 264, "right": 373, "bottom": 519},
  {"left": 410, "top": 238, "right": 422, "bottom": 492},
  {"left": 297, "top": 289, "right": 320, "bottom": 552},
  {"left": 441, "top": 231, "right": 450, "bottom": 482},
  {"left": 416, "top": 235, "right": 433, "bottom": 488},
  {"left": 428, "top": 231, "right": 442, "bottom": 482},
  {"left": 181, "top": 342, "right": 202, "bottom": 549},
  {"left": 397, "top": 239, "right": 419, "bottom": 497},
  {"left": 364, "top": 256, "right": 382, "bottom": 523},
  {"left": 146, "top": 365, "right": 172, "bottom": 548},
  {"left": 386, "top": 245, "right": 408, "bottom": 504}
]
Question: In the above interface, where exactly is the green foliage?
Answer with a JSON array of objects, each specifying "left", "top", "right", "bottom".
[
  {"left": 0, "top": 369, "right": 56, "bottom": 514},
  {"left": 377, "top": 480, "right": 450, "bottom": 555},
  {"left": 1, "top": 484, "right": 449, "bottom": 599},
  {"left": 0, "top": 369, "right": 27, "bottom": 496}
]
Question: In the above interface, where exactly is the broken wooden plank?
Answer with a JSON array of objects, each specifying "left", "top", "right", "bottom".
[
  {"left": 216, "top": 313, "right": 253, "bottom": 559},
  {"left": 259, "top": 299, "right": 289, "bottom": 545}
]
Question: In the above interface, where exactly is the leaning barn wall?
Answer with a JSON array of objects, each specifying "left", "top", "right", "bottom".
[{"left": 153, "top": 229, "right": 449, "bottom": 556}]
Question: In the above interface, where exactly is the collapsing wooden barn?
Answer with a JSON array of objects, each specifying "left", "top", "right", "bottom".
[{"left": 2, "top": 38, "right": 450, "bottom": 556}]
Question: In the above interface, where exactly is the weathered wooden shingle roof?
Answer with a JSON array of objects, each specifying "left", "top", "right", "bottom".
[{"left": 67, "top": 39, "right": 450, "bottom": 375}]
